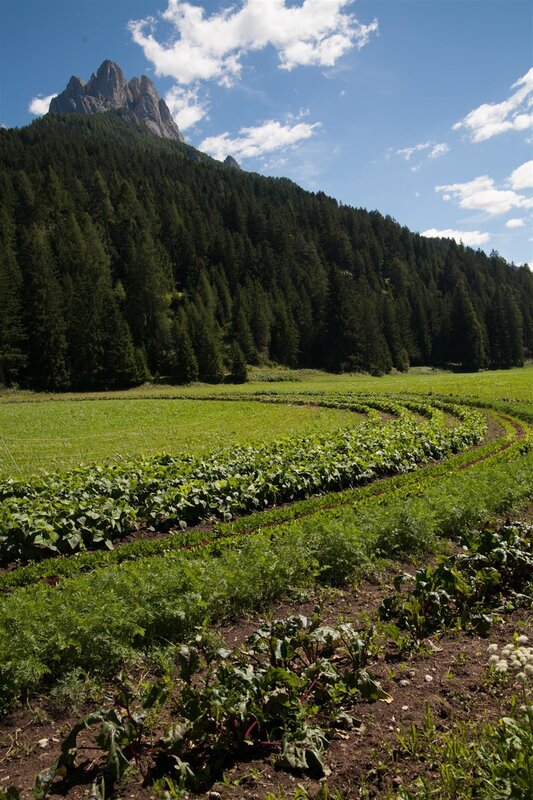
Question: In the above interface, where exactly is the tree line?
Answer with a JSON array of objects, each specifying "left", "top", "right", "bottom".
[{"left": 0, "top": 113, "right": 531, "bottom": 390}]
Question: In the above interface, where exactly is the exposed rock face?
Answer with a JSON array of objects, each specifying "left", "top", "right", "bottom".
[
  {"left": 49, "top": 60, "right": 184, "bottom": 142},
  {"left": 223, "top": 155, "right": 242, "bottom": 169}
]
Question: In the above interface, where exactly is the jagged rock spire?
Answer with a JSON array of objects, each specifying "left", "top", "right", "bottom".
[{"left": 49, "top": 60, "right": 184, "bottom": 142}]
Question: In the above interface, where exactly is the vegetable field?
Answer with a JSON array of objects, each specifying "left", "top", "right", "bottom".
[
  {"left": 0, "top": 398, "right": 356, "bottom": 477},
  {"left": 0, "top": 369, "right": 532, "bottom": 800}
]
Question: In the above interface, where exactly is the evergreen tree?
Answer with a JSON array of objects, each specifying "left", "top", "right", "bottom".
[
  {"left": 0, "top": 113, "right": 530, "bottom": 388},
  {"left": 0, "top": 214, "right": 26, "bottom": 385},
  {"left": 122, "top": 229, "right": 173, "bottom": 372},
  {"left": 382, "top": 294, "right": 409, "bottom": 372},
  {"left": 270, "top": 298, "right": 299, "bottom": 368},
  {"left": 487, "top": 286, "right": 524, "bottom": 367},
  {"left": 323, "top": 269, "right": 362, "bottom": 371},
  {"left": 355, "top": 278, "right": 392, "bottom": 375},
  {"left": 229, "top": 341, "right": 248, "bottom": 383},
  {"left": 90, "top": 170, "right": 115, "bottom": 250},
  {"left": 19, "top": 226, "right": 69, "bottom": 389},
  {"left": 233, "top": 306, "right": 258, "bottom": 363},
  {"left": 171, "top": 312, "right": 199, "bottom": 384},
  {"left": 54, "top": 213, "right": 114, "bottom": 387},
  {"left": 189, "top": 301, "right": 225, "bottom": 383},
  {"left": 248, "top": 283, "right": 271, "bottom": 358},
  {"left": 452, "top": 281, "right": 487, "bottom": 371},
  {"left": 101, "top": 302, "right": 139, "bottom": 388}
]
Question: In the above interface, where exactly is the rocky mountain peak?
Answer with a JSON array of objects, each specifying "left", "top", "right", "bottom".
[
  {"left": 223, "top": 155, "right": 242, "bottom": 170},
  {"left": 49, "top": 60, "right": 184, "bottom": 142},
  {"left": 86, "top": 60, "right": 131, "bottom": 105}
]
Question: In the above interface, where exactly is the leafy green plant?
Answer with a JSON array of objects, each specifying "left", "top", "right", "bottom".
[
  {"left": 380, "top": 522, "right": 533, "bottom": 639},
  {"left": 35, "top": 612, "right": 390, "bottom": 795},
  {"left": 0, "top": 394, "right": 487, "bottom": 564},
  {"left": 0, "top": 443, "right": 530, "bottom": 709}
]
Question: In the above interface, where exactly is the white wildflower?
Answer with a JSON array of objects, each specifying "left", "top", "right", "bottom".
[{"left": 487, "top": 636, "right": 533, "bottom": 684}]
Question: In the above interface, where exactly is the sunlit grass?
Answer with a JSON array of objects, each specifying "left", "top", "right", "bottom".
[
  {"left": 0, "top": 364, "right": 530, "bottom": 477},
  {"left": 3, "top": 364, "right": 530, "bottom": 402},
  {"left": 0, "top": 398, "right": 357, "bottom": 478}
]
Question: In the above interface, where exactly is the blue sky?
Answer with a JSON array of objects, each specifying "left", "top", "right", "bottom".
[{"left": 1, "top": 0, "right": 532, "bottom": 266}]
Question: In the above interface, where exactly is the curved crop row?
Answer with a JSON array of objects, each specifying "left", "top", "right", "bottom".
[
  {"left": 0, "top": 395, "right": 485, "bottom": 564},
  {"left": 0, "top": 410, "right": 523, "bottom": 591},
  {"left": 0, "top": 442, "right": 530, "bottom": 710}
]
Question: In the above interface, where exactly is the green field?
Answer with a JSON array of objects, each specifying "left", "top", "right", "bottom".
[
  {"left": 1, "top": 366, "right": 531, "bottom": 478},
  {"left": 0, "top": 367, "right": 532, "bottom": 798},
  {"left": 0, "top": 397, "right": 357, "bottom": 478},
  {"left": 3, "top": 364, "right": 532, "bottom": 403}
]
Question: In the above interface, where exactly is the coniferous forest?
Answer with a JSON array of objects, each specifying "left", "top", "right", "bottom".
[{"left": 1, "top": 112, "right": 532, "bottom": 391}]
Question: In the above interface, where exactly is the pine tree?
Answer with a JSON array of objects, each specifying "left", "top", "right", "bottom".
[
  {"left": 19, "top": 226, "right": 69, "bottom": 389},
  {"left": 122, "top": 229, "right": 173, "bottom": 372},
  {"left": 382, "top": 294, "right": 409, "bottom": 372},
  {"left": 452, "top": 281, "right": 487, "bottom": 371},
  {"left": 488, "top": 287, "right": 524, "bottom": 367},
  {"left": 172, "top": 312, "right": 199, "bottom": 384},
  {"left": 189, "top": 301, "right": 225, "bottom": 383},
  {"left": 0, "top": 213, "right": 26, "bottom": 385},
  {"left": 54, "top": 213, "right": 114, "bottom": 387},
  {"left": 233, "top": 306, "right": 258, "bottom": 363},
  {"left": 248, "top": 284, "right": 271, "bottom": 358},
  {"left": 355, "top": 278, "right": 392, "bottom": 375},
  {"left": 1, "top": 113, "right": 531, "bottom": 386},
  {"left": 271, "top": 298, "right": 299, "bottom": 368},
  {"left": 229, "top": 341, "right": 248, "bottom": 383},
  {"left": 323, "top": 269, "right": 362, "bottom": 371},
  {"left": 90, "top": 170, "right": 115, "bottom": 250}
]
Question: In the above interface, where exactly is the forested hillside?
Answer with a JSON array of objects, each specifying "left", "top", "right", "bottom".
[{"left": 1, "top": 113, "right": 532, "bottom": 390}]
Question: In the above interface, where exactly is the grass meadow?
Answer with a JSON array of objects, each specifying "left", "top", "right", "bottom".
[
  {"left": 0, "top": 365, "right": 531, "bottom": 477},
  {"left": 0, "top": 397, "right": 357, "bottom": 478}
]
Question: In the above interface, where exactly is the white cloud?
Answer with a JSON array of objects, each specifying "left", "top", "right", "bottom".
[
  {"left": 286, "top": 107, "right": 311, "bottom": 122},
  {"left": 506, "top": 218, "right": 526, "bottom": 229},
  {"left": 436, "top": 174, "right": 533, "bottom": 216},
  {"left": 395, "top": 140, "right": 449, "bottom": 163},
  {"left": 429, "top": 142, "right": 449, "bottom": 159},
  {"left": 509, "top": 160, "right": 533, "bottom": 190},
  {"left": 165, "top": 85, "right": 208, "bottom": 130},
  {"left": 453, "top": 68, "right": 533, "bottom": 142},
  {"left": 28, "top": 93, "right": 57, "bottom": 116},
  {"left": 129, "top": 0, "right": 378, "bottom": 86},
  {"left": 199, "top": 118, "right": 320, "bottom": 161},
  {"left": 397, "top": 141, "right": 431, "bottom": 161},
  {"left": 421, "top": 228, "right": 491, "bottom": 247}
]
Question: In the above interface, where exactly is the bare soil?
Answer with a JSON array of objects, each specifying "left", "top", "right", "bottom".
[{"left": 1, "top": 508, "right": 531, "bottom": 800}]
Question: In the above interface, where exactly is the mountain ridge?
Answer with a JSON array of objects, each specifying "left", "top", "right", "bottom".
[{"left": 49, "top": 60, "right": 184, "bottom": 142}]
